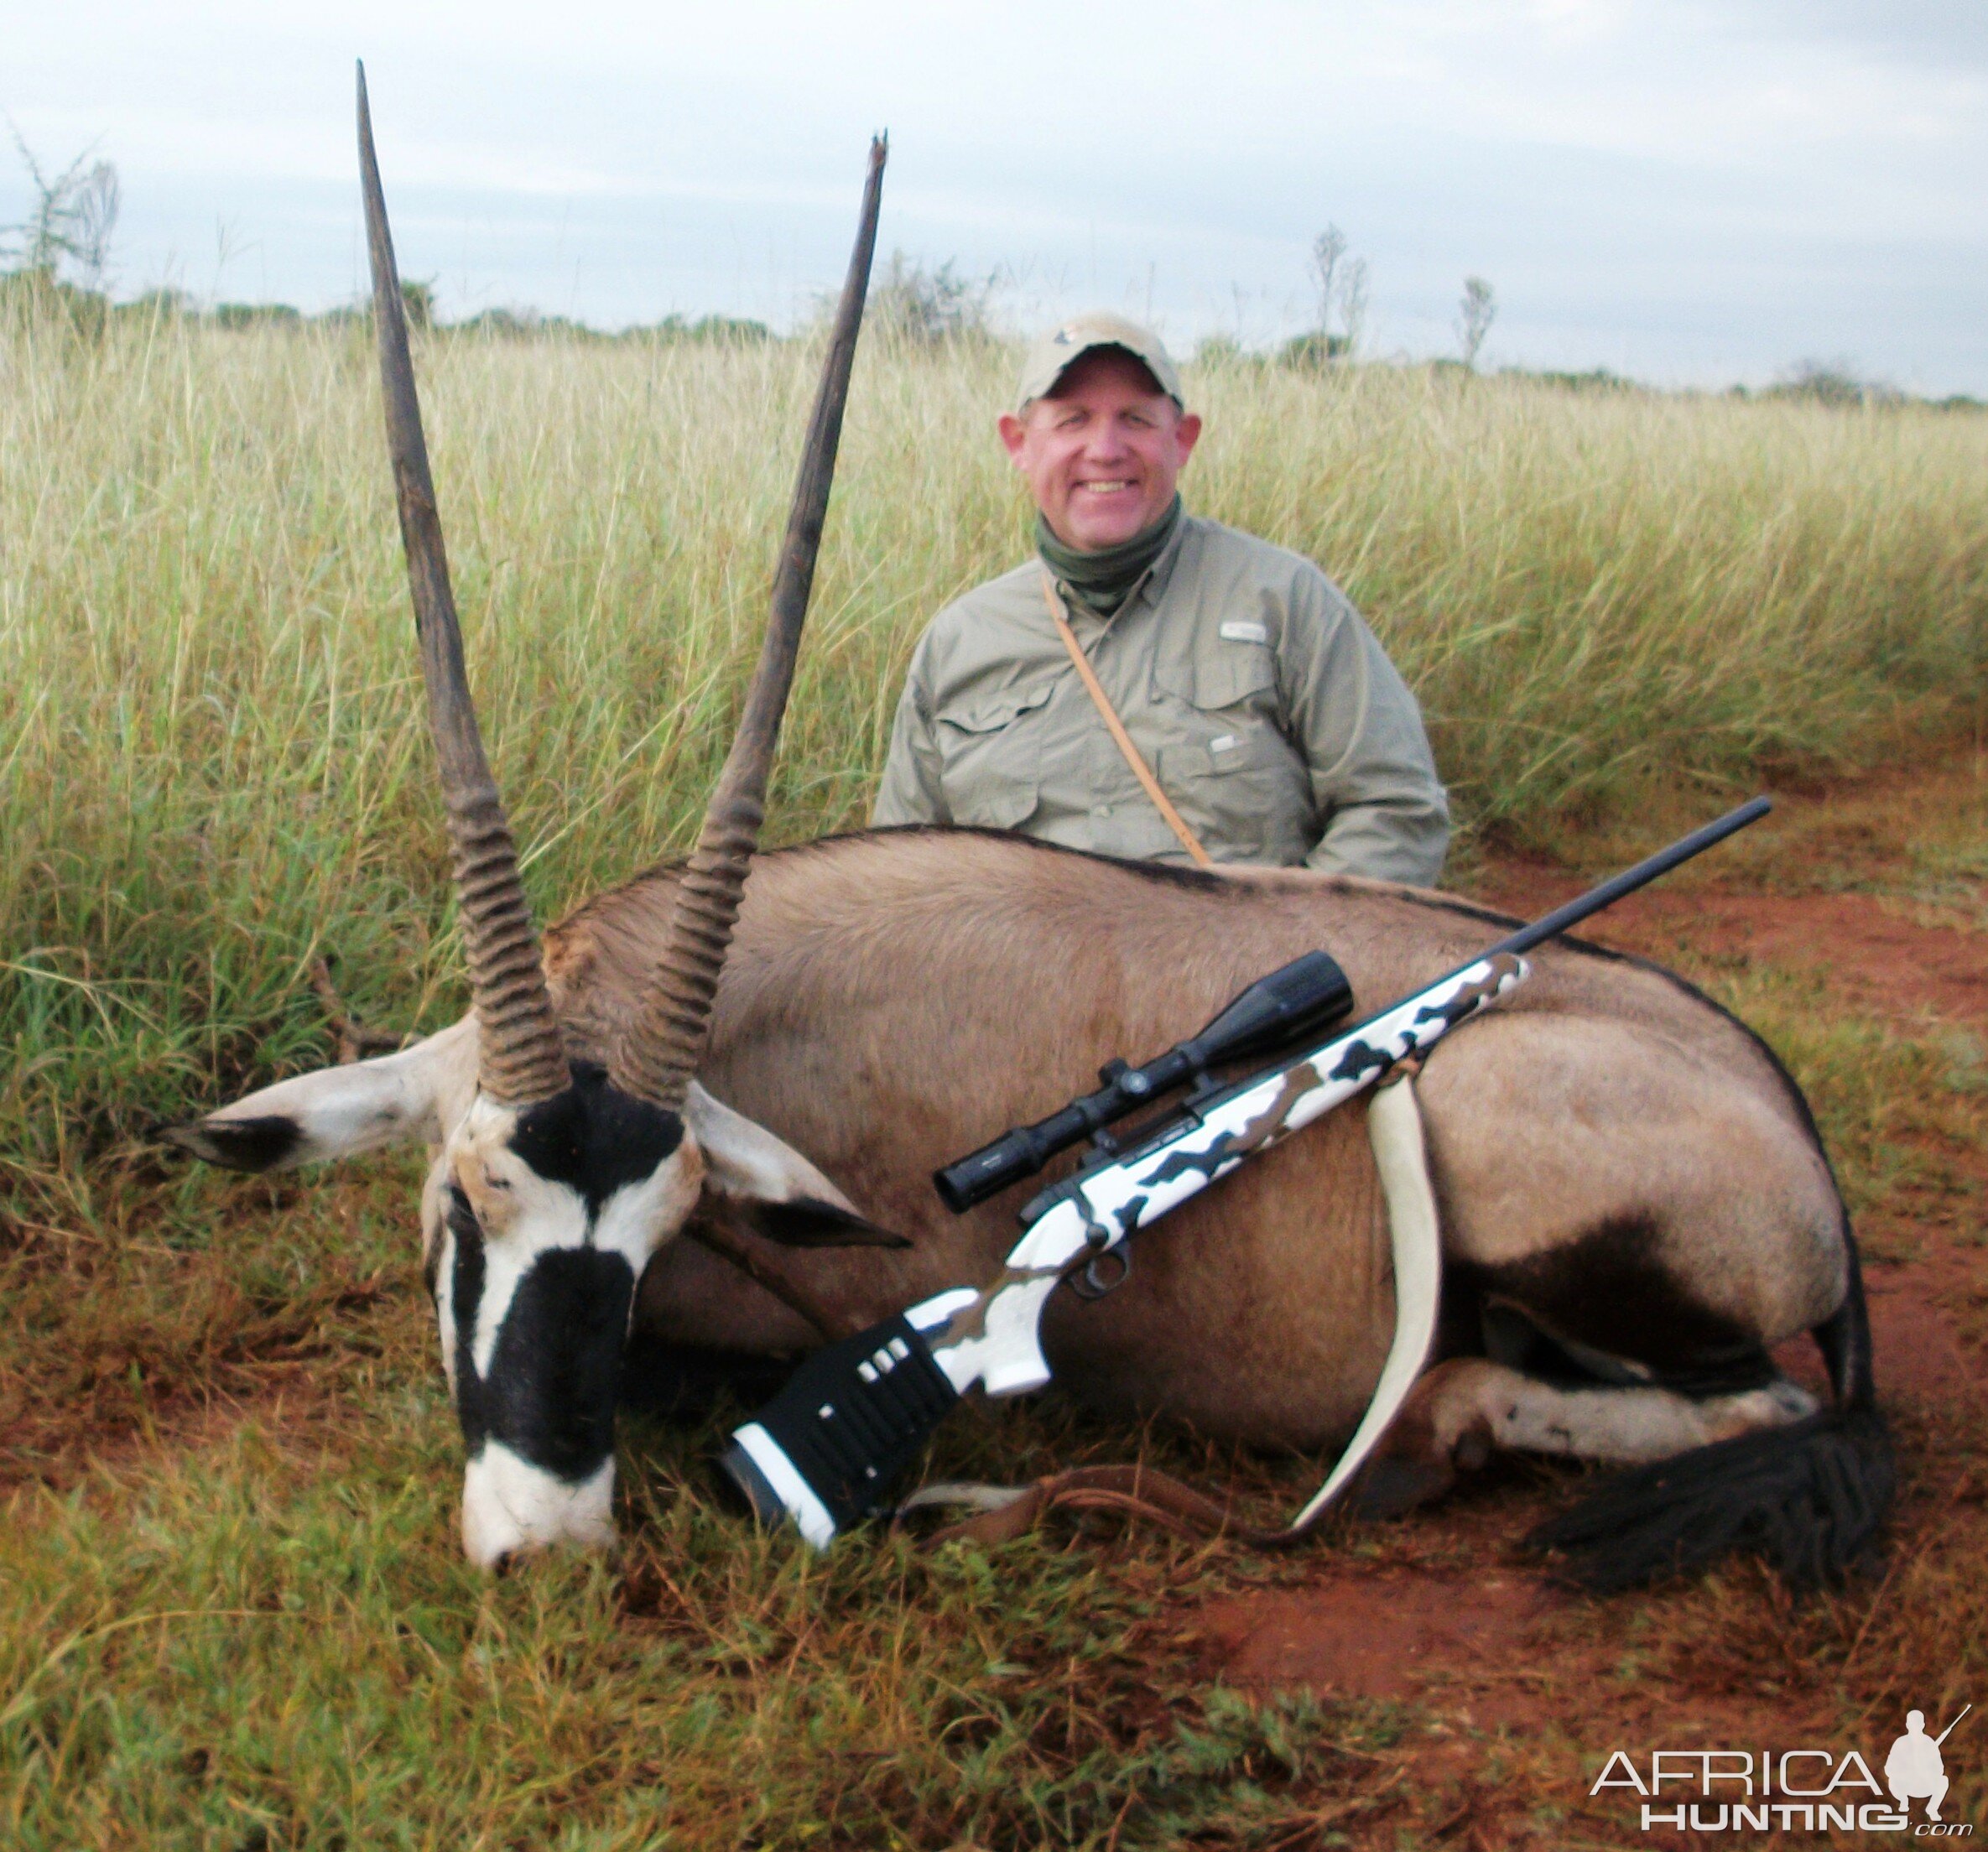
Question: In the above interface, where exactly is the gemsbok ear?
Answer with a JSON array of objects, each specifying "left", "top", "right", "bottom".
[
  {"left": 742, "top": 1199, "right": 912, "bottom": 1251},
  {"left": 156, "top": 1020, "right": 479, "bottom": 1173},
  {"left": 686, "top": 1082, "right": 909, "bottom": 1250}
]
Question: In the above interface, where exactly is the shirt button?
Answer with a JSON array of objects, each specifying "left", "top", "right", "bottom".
[{"left": 1093, "top": 804, "right": 1112, "bottom": 818}]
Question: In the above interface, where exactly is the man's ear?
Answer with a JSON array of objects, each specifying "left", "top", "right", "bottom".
[
  {"left": 684, "top": 1082, "right": 909, "bottom": 1250},
  {"left": 1173, "top": 409, "right": 1203, "bottom": 466},
  {"left": 997, "top": 409, "right": 1028, "bottom": 461}
]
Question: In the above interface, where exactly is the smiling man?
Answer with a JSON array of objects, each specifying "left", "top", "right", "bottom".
[{"left": 872, "top": 313, "right": 1450, "bottom": 884}]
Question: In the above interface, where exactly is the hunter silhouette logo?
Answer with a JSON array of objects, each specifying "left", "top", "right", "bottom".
[{"left": 1889, "top": 1706, "right": 1970, "bottom": 1824}]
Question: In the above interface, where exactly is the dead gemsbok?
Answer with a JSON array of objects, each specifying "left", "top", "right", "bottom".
[
  {"left": 165, "top": 74, "right": 1893, "bottom": 1587},
  {"left": 160, "top": 75, "right": 901, "bottom": 1568}
]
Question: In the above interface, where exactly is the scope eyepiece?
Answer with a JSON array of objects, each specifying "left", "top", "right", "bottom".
[{"left": 933, "top": 1125, "right": 1052, "bottom": 1213}]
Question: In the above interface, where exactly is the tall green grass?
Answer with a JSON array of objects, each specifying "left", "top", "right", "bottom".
[
  {"left": 3, "top": 309, "right": 1985, "bottom": 1849},
  {"left": 2, "top": 312, "right": 1984, "bottom": 1204}
]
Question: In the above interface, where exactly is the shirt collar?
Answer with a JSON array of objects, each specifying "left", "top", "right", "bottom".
[{"left": 1051, "top": 507, "right": 1195, "bottom": 640}]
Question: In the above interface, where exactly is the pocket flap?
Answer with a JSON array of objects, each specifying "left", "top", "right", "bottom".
[
  {"left": 1161, "top": 735, "right": 1257, "bottom": 781},
  {"left": 937, "top": 682, "right": 1055, "bottom": 735}
]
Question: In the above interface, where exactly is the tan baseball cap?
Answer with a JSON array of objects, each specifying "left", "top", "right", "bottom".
[{"left": 1014, "top": 311, "right": 1184, "bottom": 413}]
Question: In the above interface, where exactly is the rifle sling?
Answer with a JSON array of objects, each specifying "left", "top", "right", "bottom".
[{"left": 1040, "top": 570, "right": 1214, "bottom": 870}]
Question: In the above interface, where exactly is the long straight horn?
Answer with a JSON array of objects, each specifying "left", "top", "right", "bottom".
[
  {"left": 356, "top": 64, "right": 568, "bottom": 1107},
  {"left": 615, "top": 136, "right": 887, "bottom": 1111}
]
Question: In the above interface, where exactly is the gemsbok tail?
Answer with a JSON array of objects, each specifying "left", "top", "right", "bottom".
[{"left": 1527, "top": 1226, "right": 1895, "bottom": 1592}]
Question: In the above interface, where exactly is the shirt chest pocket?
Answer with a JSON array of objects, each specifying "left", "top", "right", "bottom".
[
  {"left": 934, "top": 682, "right": 1054, "bottom": 830},
  {"left": 1157, "top": 721, "right": 1314, "bottom": 865},
  {"left": 1155, "top": 626, "right": 1278, "bottom": 717},
  {"left": 1153, "top": 632, "right": 1285, "bottom": 768},
  {"left": 1154, "top": 637, "right": 1315, "bottom": 863}
]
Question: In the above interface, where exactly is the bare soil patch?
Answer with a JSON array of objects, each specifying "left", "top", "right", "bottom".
[
  {"left": 1487, "top": 879, "right": 1988, "bottom": 1027},
  {"left": 1194, "top": 1569, "right": 1558, "bottom": 1723},
  {"left": 1184, "top": 1261, "right": 1979, "bottom": 1701},
  {"left": 0, "top": 1184, "right": 424, "bottom": 1493}
]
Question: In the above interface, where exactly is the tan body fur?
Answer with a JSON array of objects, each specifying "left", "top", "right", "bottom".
[{"left": 536, "top": 827, "right": 1845, "bottom": 1450}]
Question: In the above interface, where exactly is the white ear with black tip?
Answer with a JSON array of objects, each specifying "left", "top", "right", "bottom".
[
  {"left": 159, "top": 1019, "right": 478, "bottom": 1173},
  {"left": 684, "top": 1082, "right": 909, "bottom": 1250}
]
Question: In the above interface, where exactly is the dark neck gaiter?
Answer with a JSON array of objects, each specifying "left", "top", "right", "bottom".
[{"left": 1035, "top": 494, "right": 1182, "bottom": 620}]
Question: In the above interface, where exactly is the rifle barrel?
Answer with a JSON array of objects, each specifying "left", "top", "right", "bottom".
[{"left": 1490, "top": 796, "right": 1772, "bottom": 959}]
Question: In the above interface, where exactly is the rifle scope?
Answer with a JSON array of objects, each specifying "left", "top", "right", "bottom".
[{"left": 934, "top": 949, "right": 1354, "bottom": 1214}]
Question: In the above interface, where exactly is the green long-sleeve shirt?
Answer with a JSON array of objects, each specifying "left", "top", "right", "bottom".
[{"left": 872, "top": 513, "right": 1450, "bottom": 886}]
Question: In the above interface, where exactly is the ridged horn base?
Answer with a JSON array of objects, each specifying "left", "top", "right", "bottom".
[
  {"left": 614, "top": 806, "right": 762, "bottom": 1110},
  {"left": 447, "top": 786, "right": 569, "bottom": 1107}
]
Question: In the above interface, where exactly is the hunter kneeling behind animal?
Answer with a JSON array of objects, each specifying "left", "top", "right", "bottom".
[{"left": 873, "top": 313, "right": 1450, "bottom": 884}]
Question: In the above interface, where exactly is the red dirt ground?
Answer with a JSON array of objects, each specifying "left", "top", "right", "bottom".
[
  {"left": 1485, "top": 878, "right": 1988, "bottom": 1028},
  {"left": 1184, "top": 774, "right": 1988, "bottom": 1843},
  {"left": 1190, "top": 1267, "right": 1980, "bottom": 1704}
]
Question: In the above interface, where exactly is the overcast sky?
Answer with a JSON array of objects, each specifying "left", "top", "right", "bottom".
[{"left": 7, "top": 1, "right": 1985, "bottom": 392}]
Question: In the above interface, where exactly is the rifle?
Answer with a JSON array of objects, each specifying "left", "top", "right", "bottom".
[{"left": 722, "top": 798, "right": 1773, "bottom": 1548}]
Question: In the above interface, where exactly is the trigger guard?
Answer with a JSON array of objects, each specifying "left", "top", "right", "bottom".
[{"left": 1069, "top": 1246, "right": 1131, "bottom": 1302}]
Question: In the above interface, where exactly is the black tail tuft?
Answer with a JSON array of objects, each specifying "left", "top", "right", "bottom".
[
  {"left": 1527, "top": 1225, "right": 1895, "bottom": 1592},
  {"left": 1526, "top": 1404, "right": 1894, "bottom": 1592}
]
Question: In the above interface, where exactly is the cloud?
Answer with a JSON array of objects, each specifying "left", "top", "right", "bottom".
[
  {"left": 1734, "top": 0, "right": 1988, "bottom": 72},
  {"left": 3, "top": 0, "right": 1982, "bottom": 390}
]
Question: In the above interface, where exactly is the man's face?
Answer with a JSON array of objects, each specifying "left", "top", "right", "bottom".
[{"left": 997, "top": 348, "right": 1202, "bottom": 551}]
